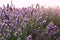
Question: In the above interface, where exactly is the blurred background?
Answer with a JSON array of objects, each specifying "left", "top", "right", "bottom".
[{"left": 0, "top": 0, "right": 60, "bottom": 8}]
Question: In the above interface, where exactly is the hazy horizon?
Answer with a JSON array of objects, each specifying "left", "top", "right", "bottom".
[{"left": 0, "top": 0, "right": 60, "bottom": 8}]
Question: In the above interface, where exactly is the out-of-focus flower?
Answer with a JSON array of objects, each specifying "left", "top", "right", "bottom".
[
  {"left": 5, "top": 14, "right": 9, "bottom": 20},
  {"left": 46, "top": 22, "right": 59, "bottom": 35},
  {"left": 7, "top": 3, "right": 9, "bottom": 8},
  {"left": 14, "top": 32, "right": 18, "bottom": 37},
  {"left": 25, "top": 35, "right": 32, "bottom": 40},
  {"left": 1, "top": 32, "right": 5, "bottom": 37},
  {"left": 15, "top": 16, "right": 19, "bottom": 24},
  {"left": 14, "top": 28, "right": 21, "bottom": 37},
  {"left": 34, "top": 29, "right": 39, "bottom": 36},
  {"left": 21, "top": 21, "right": 25, "bottom": 27},
  {"left": 9, "top": 6, "right": 12, "bottom": 11},
  {"left": 0, "top": 27, "right": 2, "bottom": 32},
  {"left": 10, "top": 23, "right": 15, "bottom": 30},
  {"left": 47, "top": 22, "right": 54, "bottom": 29},
  {"left": 56, "top": 37, "right": 60, "bottom": 40},
  {"left": 1, "top": 36, "right": 5, "bottom": 40},
  {"left": 47, "top": 22, "right": 58, "bottom": 30},
  {"left": 6, "top": 32, "right": 11, "bottom": 38},
  {"left": 36, "top": 16, "right": 42, "bottom": 22},
  {"left": 24, "top": 18, "right": 30, "bottom": 22},
  {"left": 1, "top": 32, "right": 5, "bottom": 40},
  {"left": 18, "top": 28, "right": 21, "bottom": 33},
  {"left": 2, "top": 23, "right": 5, "bottom": 26},
  {"left": 3, "top": 20, "right": 7, "bottom": 23},
  {"left": 39, "top": 20, "right": 46, "bottom": 27},
  {"left": 32, "top": 29, "right": 40, "bottom": 40},
  {"left": 7, "top": 27, "right": 11, "bottom": 38},
  {"left": 17, "top": 37, "right": 21, "bottom": 40}
]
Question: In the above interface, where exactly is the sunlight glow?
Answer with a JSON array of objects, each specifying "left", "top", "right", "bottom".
[{"left": 0, "top": 0, "right": 60, "bottom": 8}]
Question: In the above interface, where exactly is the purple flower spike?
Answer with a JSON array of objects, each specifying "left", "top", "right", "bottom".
[
  {"left": 1, "top": 36, "right": 4, "bottom": 40},
  {"left": 56, "top": 37, "right": 60, "bottom": 40},
  {"left": 6, "top": 32, "right": 11, "bottom": 38},
  {"left": 26, "top": 35, "right": 32, "bottom": 40},
  {"left": 46, "top": 22, "right": 59, "bottom": 35}
]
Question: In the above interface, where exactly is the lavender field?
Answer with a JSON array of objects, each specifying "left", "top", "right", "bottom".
[{"left": 0, "top": 4, "right": 60, "bottom": 40}]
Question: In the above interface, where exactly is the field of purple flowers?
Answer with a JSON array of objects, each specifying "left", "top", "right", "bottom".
[{"left": 0, "top": 4, "right": 60, "bottom": 40}]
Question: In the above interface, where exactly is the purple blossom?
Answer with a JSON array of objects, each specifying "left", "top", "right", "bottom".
[
  {"left": 1, "top": 32, "right": 4, "bottom": 37},
  {"left": 5, "top": 14, "right": 9, "bottom": 20},
  {"left": 25, "top": 35, "right": 32, "bottom": 40},
  {"left": 17, "top": 37, "right": 21, "bottom": 40},
  {"left": 46, "top": 22, "right": 59, "bottom": 35},
  {"left": 1, "top": 36, "right": 5, "bottom": 40},
  {"left": 47, "top": 22, "right": 58, "bottom": 30},
  {"left": 15, "top": 15, "right": 20, "bottom": 24},
  {"left": 14, "top": 32, "right": 18, "bottom": 37},
  {"left": 10, "top": 23, "right": 15, "bottom": 30},
  {"left": 56, "top": 37, "right": 60, "bottom": 40},
  {"left": 6, "top": 32, "right": 11, "bottom": 38},
  {"left": 34, "top": 29, "right": 39, "bottom": 36},
  {"left": 18, "top": 28, "right": 21, "bottom": 33},
  {"left": 24, "top": 18, "right": 30, "bottom": 22},
  {"left": 7, "top": 28, "right": 10, "bottom": 32},
  {"left": 0, "top": 26, "right": 2, "bottom": 32},
  {"left": 2, "top": 23, "right": 5, "bottom": 26},
  {"left": 39, "top": 20, "right": 46, "bottom": 27},
  {"left": 21, "top": 21, "right": 25, "bottom": 27}
]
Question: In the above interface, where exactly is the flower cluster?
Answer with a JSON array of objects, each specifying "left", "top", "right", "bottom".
[{"left": 0, "top": 3, "right": 60, "bottom": 40}]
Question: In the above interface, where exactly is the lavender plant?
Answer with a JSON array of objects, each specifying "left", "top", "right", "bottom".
[{"left": 0, "top": 3, "right": 60, "bottom": 40}]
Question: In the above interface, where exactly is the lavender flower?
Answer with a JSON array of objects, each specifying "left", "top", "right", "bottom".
[
  {"left": 1, "top": 36, "right": 4, "bottom": 40},
  {"left": 21, "top": 21, "right": 25, "bottom": 27},
  {"left": 0, "top": 26, "right": 2, "bottom": 33},
  {"left": 14, "top": 32, "right": 18, "bottom": 37},
  {"left": 6, "top": 32, "right": 10, "bottom": 38},
  {"left": 18, "top": 28, "right": 21, "bottom": 33},
  {"left": 25, "top": 35, "right": 32, "bottom": 40},
  {"left": 6, "top": 27, "right": 11, "bottom": 38},
  {"left": 10, "top": 23, "right": 15, "bottom": 30},
  {"left": 5, "top": 14, "right": 9, "bottom": 20},
  {"left": 34, "top": 29, "right": 39, "bottom": 36},
  {"left": 1, "top": 30, "right": 4, "bottom": 40},
  {"left": 7, "top": 3, "right": 9, "bottom": 8},
  {"left": 39, "top": 20, "right": 46, "bottom": 27},
  {"left": 17, "top": 37, "right": 21, "bottom": 40},
  {"left": 1, "top": 23, "right": 5, "bottom": 26},
  {"left": 15, "top": 15, "right": 20, "bottom": 24},
  {"left": 56, "top": 37, "right": 60, "bottom": 40},
  {"left": 24, "top": 18, "right": 30, "bottom": 22},
  {"left": 46, "top": 22, "right": 59, "bottom": 35}
]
